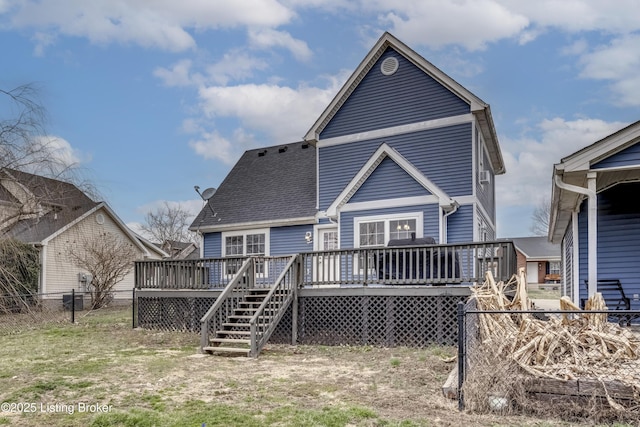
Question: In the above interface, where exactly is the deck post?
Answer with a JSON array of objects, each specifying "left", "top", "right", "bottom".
[
  {"left": 292, "top": 257, "right": 299, "bottom": 345},
  {"left": 457, "top": 301, "right": 465, "bottom": 410}
]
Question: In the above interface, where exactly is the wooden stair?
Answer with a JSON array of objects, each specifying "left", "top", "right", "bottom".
[{"left": 203, "top": 288, "right": 272, "bottom": 356}]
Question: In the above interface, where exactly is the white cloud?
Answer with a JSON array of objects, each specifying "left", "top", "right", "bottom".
[
  {"left": 6, "top": 0, "right": 295, "bottom": 52},
  {"left": 370, "top": 0, "right": 529, "bottom": 51},
  {"left": 188, "top": 130, "right": 235, "bottom": 164},
  {"left": 248, "top": 28, "right": 312, "bottom": 61},
  {"left": 154, "top": 59, "right": 199, "bottom": 87},
  {"left": 196, "top": 74, "right": 345, "bottom": 144},
  {"left": 497, "top": 118, "right": 628, "bottom": 208},
  {"left": 206, "top": 50, "right": 269, "bottom": 85},
  {"left": 505, "top": 1, "right": 640, "bottom": 34},
  {"left": 573, "top": 34, "right": 640, "bottom": 106}
]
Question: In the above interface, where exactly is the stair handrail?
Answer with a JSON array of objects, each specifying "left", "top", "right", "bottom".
[
  {"left": 249, "top": 254, "right": 298, "bottom": 357},
  {"left": 200, "top": 258, "right": 254, "bottom": 351}
]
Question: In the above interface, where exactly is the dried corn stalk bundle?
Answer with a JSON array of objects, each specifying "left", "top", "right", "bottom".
[{"left": 471, "top": 268, "right": 640, "bottom": 386}]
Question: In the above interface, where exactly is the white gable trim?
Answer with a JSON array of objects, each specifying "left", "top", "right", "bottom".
[
  {"left": 341, "top": 195, "right": 440, "bottom": 212},
  {"left": 304, "top": 32, "right": 487, "bottom": 142},
  {"left": 325, "top": 143, "right": 455, "bottom": 218},
  {"left": 316, "top": 114, "right": 473, "bottom": 148},
  {"left": 558, "top": 120, "right": 640, "bottom": 172},
  {"left": 40, "top": 203, "right": 166, "bottom": 259}
]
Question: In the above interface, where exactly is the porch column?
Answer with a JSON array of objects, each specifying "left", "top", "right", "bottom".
[
  {"left": 586, "top": 172, "right": 598, "bottom": 297},
  {"left": 553, "top": 173, "right": 598, "bottom": 299}
]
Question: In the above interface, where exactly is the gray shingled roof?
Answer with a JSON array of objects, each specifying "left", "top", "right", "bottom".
[
  {"left": 511, "top": 236, "right": 561, "bottom": 260},
  {"left": 0, "top": 169, "right": 99, "bottom": 244},
  {"left": 190, "top": 141, "right": 316, "bottom": 230}
]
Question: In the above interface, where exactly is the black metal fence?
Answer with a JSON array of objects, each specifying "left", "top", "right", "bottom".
[
  {"left": 457, "top": 301, "right": 640, "bottom": 424},
  {"left": 0, "top": 289, "right": 133, "bottom": 335}
]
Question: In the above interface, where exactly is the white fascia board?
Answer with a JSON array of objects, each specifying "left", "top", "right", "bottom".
[
  {"left": 325, "top": 143, "right": 455, "bottom": 218},
  {"left": 195, "top": 216, "right": 316, "bottom": 234},
  {"left": 41, "top": 202, "right": 152, "bottom": 257},
  {"left": 341, "top": 195, "right": 440, "bottom": 212},
  {"left": 560, "top": 121, "right": 640, "bottom": 172},
  {"left": 316, "top": 114, "right": 473, "bottom": 148},
  {"left": 40, "top": 203, "right": 102, "bottom": 245}
]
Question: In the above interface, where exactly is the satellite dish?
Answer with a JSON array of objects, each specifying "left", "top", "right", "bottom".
[{"left": 201, "top": 187, "right": 217, "bottom": 200}]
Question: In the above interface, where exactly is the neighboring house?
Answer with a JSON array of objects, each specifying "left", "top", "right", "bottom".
[
  {"left": 511, "top": 237, "right": 561, "bottom": 286},
  {"left": 191, "top": 32, "right": 505, "bottom": 260},
  {"left": 0, "top": 168, "right": 167, "bottom": 300},
  {"left": 160, "top": 240, "right": 200, "bottom": 260},
  {"left": 549, "top": 120, "right": 640, "bottom": 308}
]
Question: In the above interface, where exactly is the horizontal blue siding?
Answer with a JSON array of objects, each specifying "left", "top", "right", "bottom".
[
  {"left": 203, "top": 227, "right": 313, "bottom": 258},
  {"left": 350, "top": 157, "right": 430, "bottom": 203},
  {"left": 476, "top": 206, "right": 495, "bottom": 241},
  {"left": 563, "top": 221, "right": 574, "bottom": 300},
  {"left": 271, "top": 225, "right": 314, "bottom": 256},
  {"left": 203, "top": 232, "right": 222, "bottom": 258},
  {"left": 319, "top": 123, "right": 473, "bottom": 210},
  {"left": 592, "top": 142, "right": 640, "bottom": 169},
  {"left": 320, "top": 48, "right": 470, "bottom": 139},
  {"left": 476, "top": 147, "right": 495, "bottom": 221},
  {"left": 340, "top": 204, "right": 440, "bottom": 249},
  {"left": 447, "top": 205, "right": 473, "bottom": 243},
  {"left": 578, "top": 182, "right": 640, "bottom": 309}
]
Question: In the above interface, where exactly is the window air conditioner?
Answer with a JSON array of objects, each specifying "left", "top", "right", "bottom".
[{"left": 479, "top": 170, "right": 491, "bottom": 184}]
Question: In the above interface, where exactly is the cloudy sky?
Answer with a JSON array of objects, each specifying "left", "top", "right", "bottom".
[{"left": 2, "top": 0, "right": 639, "bottom": 238}]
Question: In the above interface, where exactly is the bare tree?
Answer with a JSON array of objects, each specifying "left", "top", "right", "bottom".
[
  {"left": 67, "top": 232, "right": 138, "bottom": 309},
  {"left": 139, "top": 202, "right": 197, "bottom": 247},
  {"left": 1, "top": 84, "right": 64, "bottom": 173},
  {"left": 529, "top": 197, "right": 551, "bottom": 237},
  {"left": 0, "top": 239, "right": 39, "bottom": 313},
  {"left": 1, "top": 84, "right": 98, "bottom": 226}
]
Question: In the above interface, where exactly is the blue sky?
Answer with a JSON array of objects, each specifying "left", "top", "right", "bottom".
[{"left": 2, "top": 1, "right": 640, "bottom": 239}]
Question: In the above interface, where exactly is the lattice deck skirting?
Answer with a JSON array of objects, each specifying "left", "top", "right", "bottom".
[{"left": 135, "top": 288, "right": 470, "bottom": 347}]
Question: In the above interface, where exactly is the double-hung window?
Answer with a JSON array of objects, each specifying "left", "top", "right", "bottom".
[
  {"left": 355, "top": 213, "right": 422, "bottom": 248},
  {"left": 222, "top": 229, "right": 269, "bottom": 275},
  {"left": 354, "top": 213, "right": 423, "bottom": 274}
]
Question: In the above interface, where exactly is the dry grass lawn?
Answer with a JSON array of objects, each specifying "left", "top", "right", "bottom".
[{"left": 0, "top": 308, "right": 614, "bottom": 426}]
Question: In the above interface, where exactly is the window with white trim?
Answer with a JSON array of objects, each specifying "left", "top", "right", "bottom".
[
  {"left": 359, "top": 221, "right": 384, "bottom": 247},
  {"left": 223, "top": 229, "right": 269, "bottom": 275},
  {"left": 354, "top": 213, "right": 423, "bottom": 248},
  {"left": 389, "top": 219, "right": 417, "bottom": 241}
]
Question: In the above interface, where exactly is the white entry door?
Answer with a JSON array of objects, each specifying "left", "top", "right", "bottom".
[
  {"left": 526, "top": 262, "right": 539, "bottom": 285},
  {"left": 314, "top": 228, "right": 339, "bottom": 285}
]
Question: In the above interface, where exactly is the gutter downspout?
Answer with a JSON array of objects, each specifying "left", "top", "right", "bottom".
[
  {"left": 441, "top": 200, "right": 459, "bottom": 244},
  {"left": 554, "top": 173, "right": 598, "bottom": 298}
]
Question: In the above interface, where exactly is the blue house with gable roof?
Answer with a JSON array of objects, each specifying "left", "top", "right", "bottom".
[{"left": 190, "top": 32, "right": 505, "bottom": 262}]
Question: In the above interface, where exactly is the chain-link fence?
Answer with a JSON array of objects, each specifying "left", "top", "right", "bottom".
[
  {"left": 0, "top": 289, "right": 133, "bottom": 335},
  {"left": 458, "top": 301, "right": 640, "bottom": 424}
]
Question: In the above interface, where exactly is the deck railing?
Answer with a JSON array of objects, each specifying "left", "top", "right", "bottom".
[
  {"left": 298, "top": 240, "right": 516, "bottom": 287},
  {"left": 135, "top": 256, "right": 293, "bottom": 289},
  {"left": 135, "top": 241, "right": 516, "bottom": 289}
]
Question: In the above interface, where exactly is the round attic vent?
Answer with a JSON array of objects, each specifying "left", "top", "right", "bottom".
[{"left": 380, "top": 57, "right": 399, "bottom": 76}]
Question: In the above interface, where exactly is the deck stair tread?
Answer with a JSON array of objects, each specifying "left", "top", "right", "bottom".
[
  {"left": 210, "top": 338, "right": 250, "bottom": 345},
  {"left": 203, "top": 278, "right": 293, "bottom": 357},
  {"left": 203, "top": 346, "right": 250, "bottom": 355},
  {"left": 220, "top": 324, "right": 252, "bottom": 329}
]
